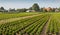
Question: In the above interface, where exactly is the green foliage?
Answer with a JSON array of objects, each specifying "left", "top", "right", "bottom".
[
  {"left": 0, "top": 7, "right": 4, "bottom": 10},
  {"left": 47, "top": 14, "right": 59, "bottom": 35},
  {"left": 0, "top": 14, "right": 49, "bottom": 35},
  {"left": 0, "top": 13, "right": 60, "bottom": 35},
  {"left": 32, "top": 3, "right": 40, "bottom": 12}
]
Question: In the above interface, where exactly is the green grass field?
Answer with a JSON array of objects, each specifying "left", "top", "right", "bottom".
[
  {"left": 0, "top": 12, "right": 41, "bottom": 20},
  {"left": 0, "top": 12, "right": 60, "bottom": 35}
]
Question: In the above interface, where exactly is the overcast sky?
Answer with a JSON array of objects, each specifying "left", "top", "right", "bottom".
[{"left": 0, "top": 0, "right": 60, "bottom": 9}]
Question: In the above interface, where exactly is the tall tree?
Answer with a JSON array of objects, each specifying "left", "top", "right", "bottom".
[
  {"left": 0, "top": 7, "right": 4, "bottom": 10},
  {"left": 32, "top": 3, "right": 40, "bottom": 12}
]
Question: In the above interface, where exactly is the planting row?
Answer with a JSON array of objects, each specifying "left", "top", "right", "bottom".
[
  {"left": 47, "top": 14, "right": 59, "bottom": 35},
  {"left": 0, "top": 14, "right": 50, "bottom": 35}
]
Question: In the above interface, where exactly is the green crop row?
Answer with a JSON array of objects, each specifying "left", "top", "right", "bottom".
[
  {"left": 47, "top": 15, "right": 59, "bottom": 35},
  {"left": 0, "top": 14, "right": 49, "bottom": 35},
  {"left": 0, "top": 13, "right": 55, "bottom": 35}
]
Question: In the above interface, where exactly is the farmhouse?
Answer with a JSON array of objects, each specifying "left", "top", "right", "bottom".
[
  {"left": 55, "top": 9, "right": 59, "bottom": 12},
  {"left": 44, "top": 7, "right": 52, "bottom": 12},
  {"left": 26, "top": 10, "right": 35, "bottom": 12}
]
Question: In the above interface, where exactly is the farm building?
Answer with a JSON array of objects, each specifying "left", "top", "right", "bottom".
[
  {"left": 44, "top": 7, "right": 52, "bottom": 12},
  {"left": 55, "top": 9, "right": 59, "bottom": 12},
  {"left": 0, "top": 9, "right": 8, "bottom": 12},
  {"left": 26, "top": 10, "right": 35, "bottom": 12}
]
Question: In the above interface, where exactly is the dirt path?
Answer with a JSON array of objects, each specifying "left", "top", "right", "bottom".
[
  {"left": 56, "top": 19, "right": 60, "bottom": 35},
  {"left": 40, "top": 17, "right": 51, "bottom": 35},
  {"left": 59, "top": 28, "right": 60, "bottom": 35},
  {"left": 0, "top": 14, "right": 41, "bottom": 24}
]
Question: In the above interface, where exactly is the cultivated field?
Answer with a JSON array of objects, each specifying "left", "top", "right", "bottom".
[{"left": 0, "top": 12, "right": 60, "bottom": 35}]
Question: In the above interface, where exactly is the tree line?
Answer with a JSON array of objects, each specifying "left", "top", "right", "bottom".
[{"left": 0, "top": 3, "right": 60, "bottom": 13}]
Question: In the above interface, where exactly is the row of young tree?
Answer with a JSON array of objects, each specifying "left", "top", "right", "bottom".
[{"left": 0, "top": 3, "right": 60, "bottom": 12}]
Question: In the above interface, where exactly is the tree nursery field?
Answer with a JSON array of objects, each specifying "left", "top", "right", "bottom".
[{"left": 0, "top": 12, "right": 60, "bottom": 35}]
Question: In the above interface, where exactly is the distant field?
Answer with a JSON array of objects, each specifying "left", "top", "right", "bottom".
[
  {"left": 0, "top": 12, "right": 41, "bottom": 20},
  {"left": 0, "top": 12, "right": 60, "bottom": 35}
]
